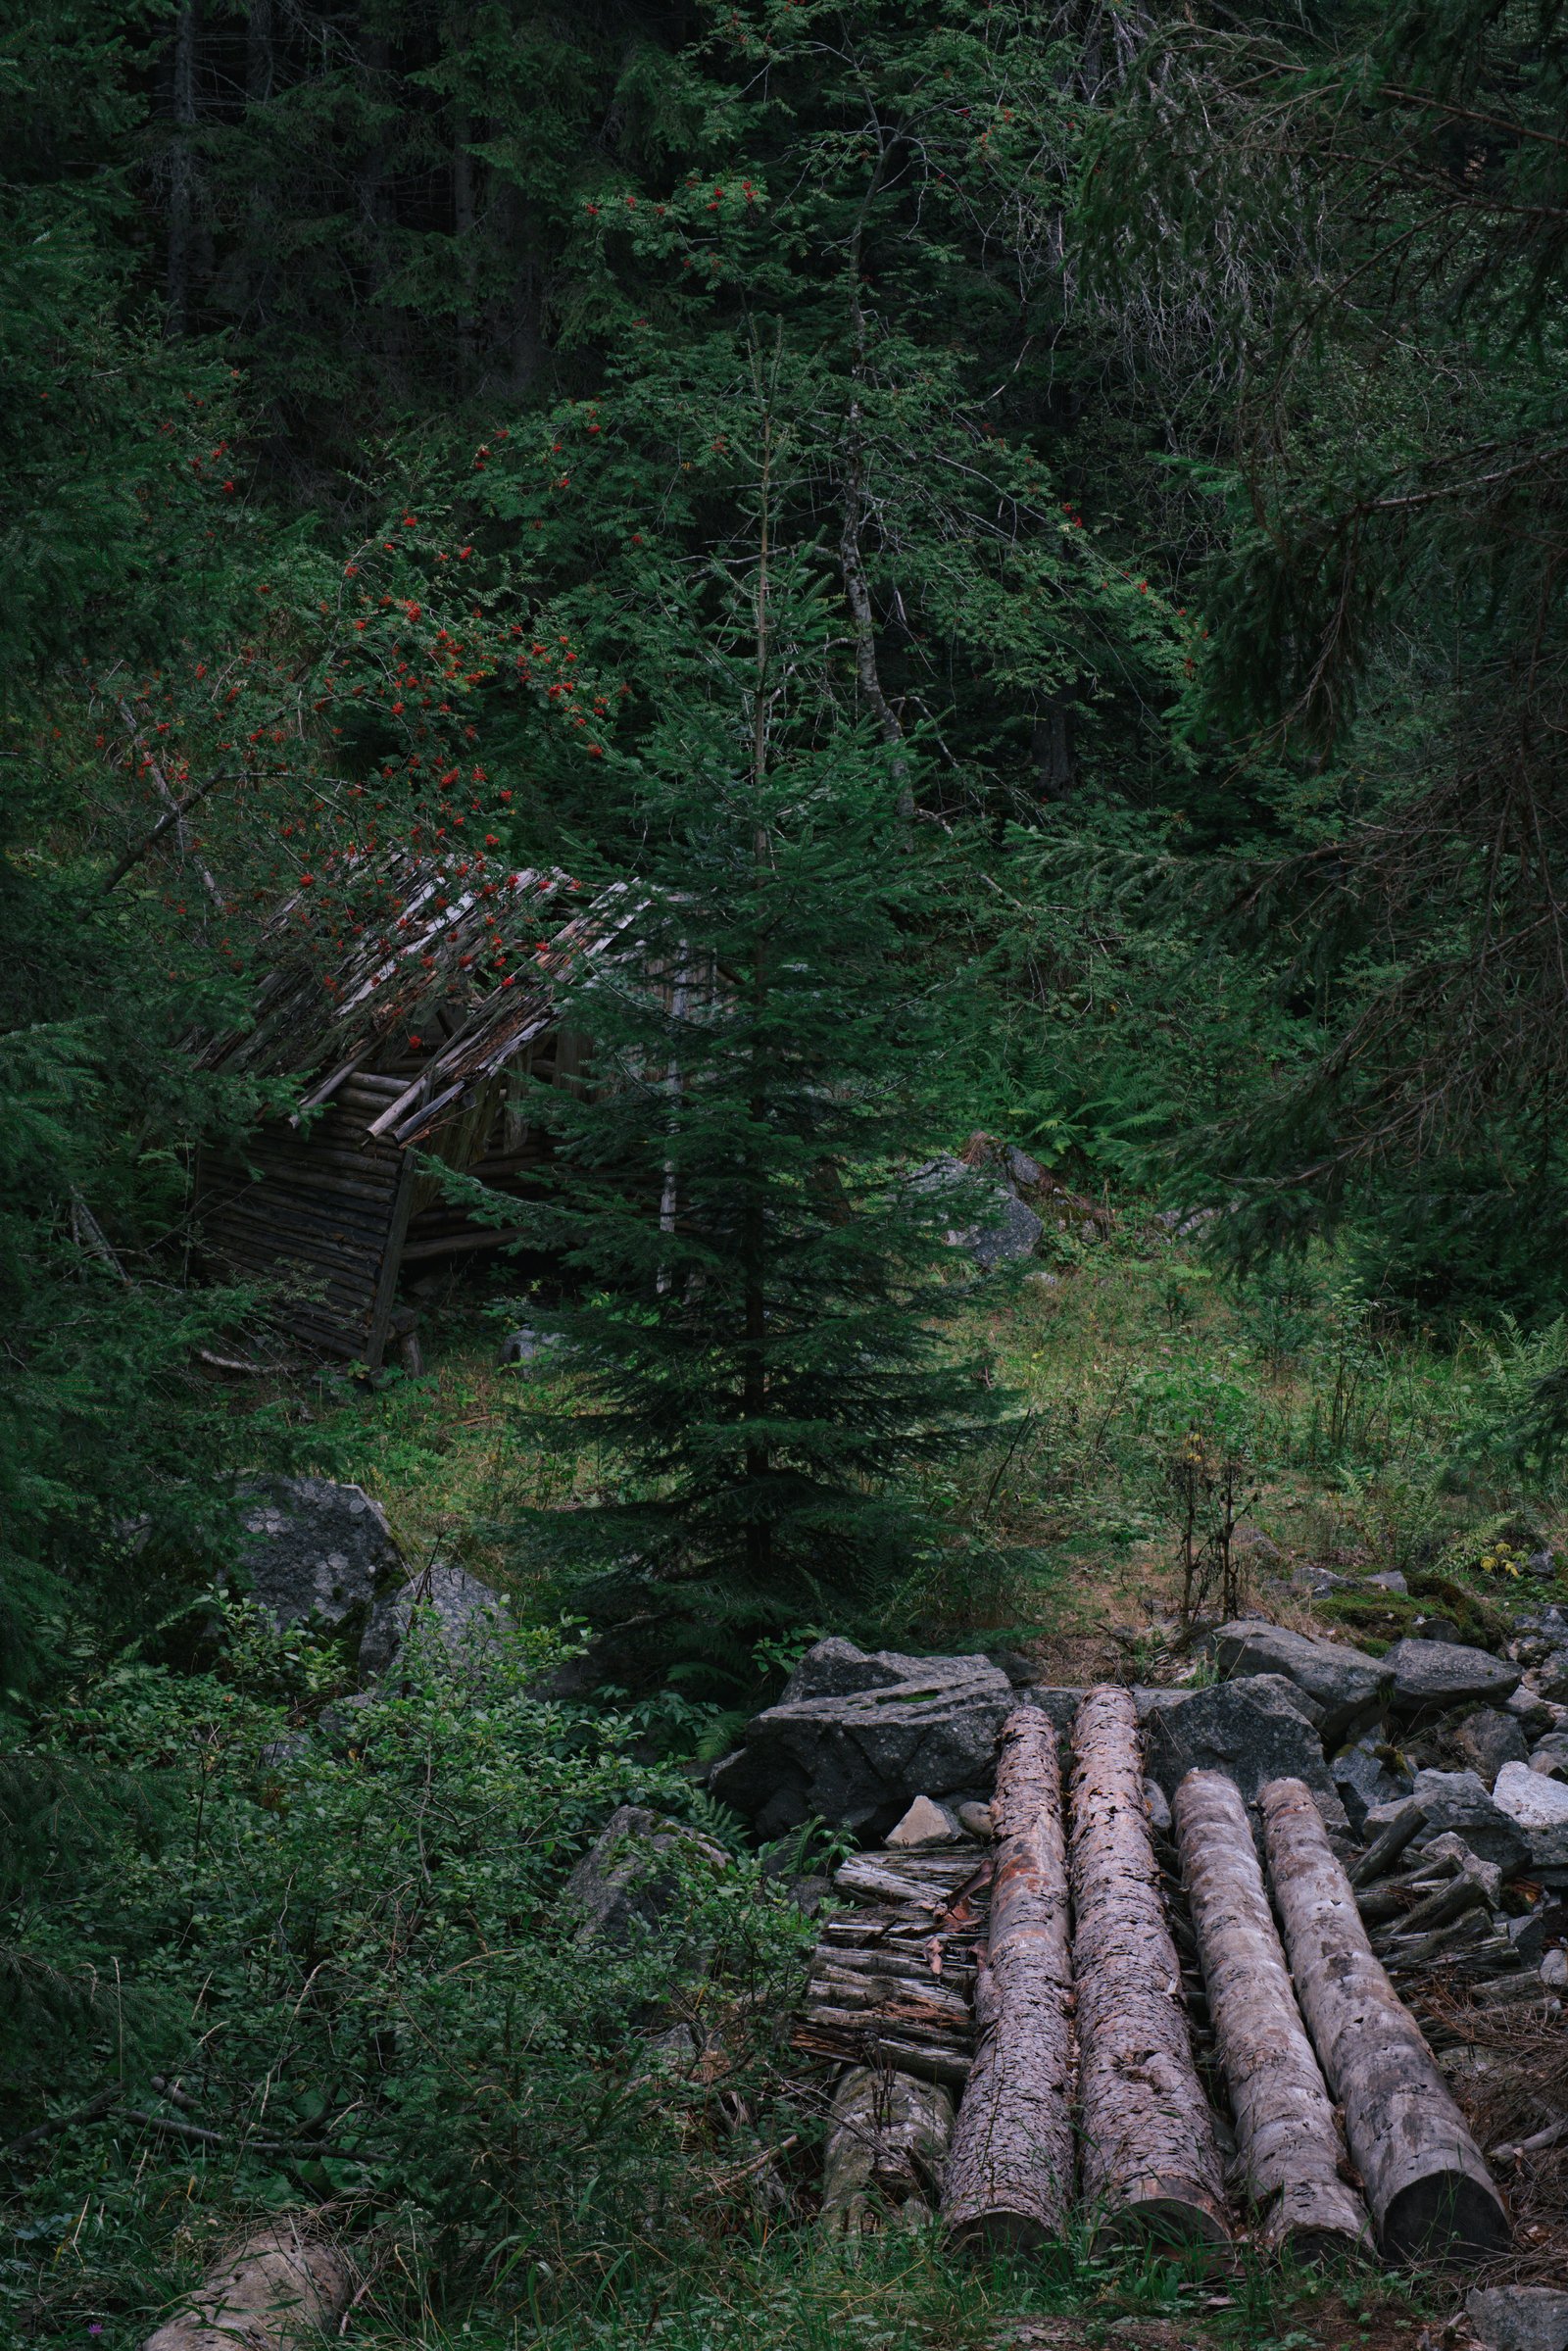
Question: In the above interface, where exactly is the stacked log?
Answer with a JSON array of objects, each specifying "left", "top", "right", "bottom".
[
  {"left": 942, "top": 1707, "right": 1074, "bottom": 2249},
  {"left": 1070, "top": 1688, "right": 1230, "bottom": 2248},
  {"left": 1259, "top": 1776, "right": 1510, "bottom": 2263},
  {"left": 794, "top": 1848, "right": 988, "bottom": 2095},
  {"left": 1173, "top": 1770, "right": 1369, "bottom": 2255}
]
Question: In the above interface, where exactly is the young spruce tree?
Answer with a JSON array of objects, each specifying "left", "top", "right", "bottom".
[{"left": 507, "top": 436, "right": 1005, "bottom": 1659}]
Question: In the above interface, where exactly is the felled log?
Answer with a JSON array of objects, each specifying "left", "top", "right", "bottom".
[
  {"left": 1070, "top": 1688, "right": 1230, "bottom": 2248},
  {"left": 1259, "top": 1776, "right": 1510, "bottom": 2263},
  {"left": 1172, "top": 1770, "right": 1369, "bottom": 2256},
  {"left": 820, "top": 2064, "right": 956, "bottom": 2234},
  {"left": 143, "top": 2216, "right": 353, "bottom": 2351},
  {"left": 942, "top": 1706, "right": 1074, "bottom": 2250}
]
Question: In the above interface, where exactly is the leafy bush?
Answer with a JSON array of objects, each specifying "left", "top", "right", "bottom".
[{"left": 1, "top": 1608, "right": 814, "bottom": 2342}]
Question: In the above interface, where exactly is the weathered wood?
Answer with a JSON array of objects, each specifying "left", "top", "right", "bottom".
[
  {"left": 1071, "top": 1687, "right": 1231, "bottom": 2249},
  {"left": 792, "top": 2026, "right": 971, "bottom": 2087},
  {"left": 820, "top": 2066, "right": 956, "bottom": 2234},
  {"left": 1259, "top": 1776, "right": 1510, "bottom": 2263},
  {"left": 1348, "top": 1797, "right": 1426, "bottom": 1889},
  {"left": 142, "top": 2214, "right": 352, "bottom": 2351},
  {"left": 1173, "top": 1770, "right": 1370, "bottom": 2256},
  {"left": 942, "top": 1705, "right": 1074, "bottom": 2250}
]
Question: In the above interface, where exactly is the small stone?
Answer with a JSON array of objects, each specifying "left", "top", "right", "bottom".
[
  {"left": 886, "top": 1794, "right": 962, "bottom": 1847},
  {"left": 955, "top": 1800, "right": 995, "bottom": 1839},
  {"left": 1532, "top": 1732, "right": 1568, "bottom": 1782},
  {"left": 1363, "top": 1569, "right": 1408, "bottom": 1595},
  {"left": 1507, "top": 1685, "right": 1558, "bottom": 1737},
  {"left": 1143, "top": 1777, "right": 1172, "bottom": 1836},
  {"left": 1507, "top": 1909, "right": 1549, "bottom": 1963},
  {"left": 1542, "top": 1948, "right": 1568, "bottom": 1988},
  {"left": 1538, "top": 1649, "right": 1568, "bottom": 1703},
  {"left": 500, "top": 1323, "right": 564, "bottom": 1366},
  {"left": 1494, "top": 1759, "right": 1568, "bottom": 1830},
  {"left": 1466, "top": 2285, "right": 1568, "bottom": 2351}
]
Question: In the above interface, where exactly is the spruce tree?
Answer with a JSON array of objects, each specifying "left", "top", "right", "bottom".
[{"left": 504, "top": 520, "right": 1005, "bottom": 1653}]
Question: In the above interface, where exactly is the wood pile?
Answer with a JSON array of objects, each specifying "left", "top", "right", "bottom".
[{"left": 792, "top": 1690, "right": 1515, "bottom": 2267}]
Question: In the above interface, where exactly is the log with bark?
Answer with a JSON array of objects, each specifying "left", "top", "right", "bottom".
[
  {"left": 143, "top": 2215, "right": 353, "bottom": 2351},
  {"left": 1259, "top": 1776, "right": 1510, "bottom": 2264},
  {"left": 1172, "top": 1769, "right": 1370, "bottom": 2256},
  {"left": 942, "top": 1706, "right": 1075, "bottom": 2250},
  {"left": 820, "top": 2064, "right": 956, "bottom": 2234},
  {"left": 1070, "top": 1687, "right": 1231, "bottom": 2249}
]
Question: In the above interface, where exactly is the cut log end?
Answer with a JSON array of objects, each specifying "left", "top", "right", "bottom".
[
  {"left": 1381, "top": 2172, "right": 1514, "bottom": 2268},
  {"left": 1092, "top": 2178, "right": 1233, "bottom": 2252}
]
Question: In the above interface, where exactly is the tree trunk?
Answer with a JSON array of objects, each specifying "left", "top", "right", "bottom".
[
  {"left": 821, "top": 2065, "right": 955, "bottom": 2233},
  {"left": 143, "top": 2215, "right": 352, "bottom": 2351},
  {"left": 165, "top": 0, "right": 200, "bottom": 336},
  {"left": 1070, "top": 1686, "right": 1231, "bottom": 2248},
  {"left": 943, "top": 1706, "right": 1074, "bottom": 2250},
  {"left": 1259, "top": 1776, "right": 1510, "bottom": 2264},
  {"left": 1172, "top": 1769, "right": 1369, "bottom": 2256}
]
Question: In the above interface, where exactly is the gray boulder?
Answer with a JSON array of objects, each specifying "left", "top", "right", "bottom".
[
  {"left": 499, "top": 1323, "right": 564, "bottom": 1367},
  {"left": 236, "top": 1477, "right": 403, "bottom": 1642},
  {"left": 1141, "top": 1674, "right": 1349, "bottom": 1828},
  {"left": 1449, "top": 1705, "right": 1530, "bottom": 1788},
  {"left": 1466, "top": 2286, "right": 1568, "bottom": 2351},
  {"left": 1526, "top": 1826, "right": 1568, "bottom": 1887},
  {"left": 1383, "top": 1638, "right": 1520, "bottom": 1714},
  {"left": 564, "top": 1805, "right": 727, "bottom": 1944},
  {"left": 1331, "top": 1739, "right": 1409, "bottom": 1837},
  {"left": 1017, "top": 1686, "right": 1090, "bottom": 1746},
  {"left": 1537, "top": 1649, "right": 1568, "bottom": 1703},
  {"left": 358, "top": 1556, "right": 511, "bottom": 1679},
  {"left": 1494, "top": 1759, "right": 1568, "bottom": 1831},
  {"left": 909, "top": 1153, "right": 1041, "bottom": 1269},
  {"left": 1364, "top": 1768, "right": 1528, "bottom": 1875},
  {"left": 1531, "top": 1731, "right": 1568, "bottom": 1782},
  {"left": 710, "top": 1640, "right": 1013, "bottom": 1839},
  {"left": 1210, "top": 1618, "right": 1392, "bottom": 1746}
]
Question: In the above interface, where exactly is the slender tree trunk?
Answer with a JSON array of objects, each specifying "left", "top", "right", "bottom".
[
  {"left": 242, "top": 0, "right": 273, "bottom": 329},
  {"left": 166, "top": 0, "right": 200, "bottom": 336},
  {"left": 943, "top": 1707, "right": 1073, "bottom": 2249},
  {"left": 1070, "top": 1687, "right": 1230, "bottom": 2248},
  {"left": 1173, "top": 1770, "right": 1369, "bottom": 2256},
  {"left": 1259, "top": 1776, "right": 1509, "bottom": 2263},
  {"left": 839, "top": 174, "right": 912, "bottom": 826}
]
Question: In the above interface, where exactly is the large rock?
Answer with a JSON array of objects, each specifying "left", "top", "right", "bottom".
[
  {"left": 1211, "top": 1618, "right": 1392, "bottom": 1745},
  {"left": 1383, "top": 1638, "right": 1520, "bottom": 1714},
  {"left": 1364, "top": 1768, "right": 1529, "bottom": 1875},
  {"left": 1450, "top": 1705, "right": 1530, "bottom": 1788},
  {"left": 1141, "top": 1674, "right": 1348, "bottom": 1828},
  {"left": 236, "top": 1477, "right": 403, "bottom": 1642},
  {"left": 710, "top": 1640, "right": 1013, "bottom": 1839},
  {"left": 358, "top": 1556, "right": 510, "bottom": 1679},
  {"left": 1494, "top": 1759, "right": 1568, "bottom": 1831},
  {"left": 1466, "top": 2286, "right": 1568, "bottom": 2351},
  {"left": 908, "top": 1154, "right": 1042, "bottom": 1269},
  {"left": 564, "top": 1806, "right": 727, "bottom": 1944}
]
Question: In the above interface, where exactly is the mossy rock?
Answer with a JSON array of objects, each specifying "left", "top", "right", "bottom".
[{"left": 1403, "top": 1568, "right": 1513, "bottom": 1650}]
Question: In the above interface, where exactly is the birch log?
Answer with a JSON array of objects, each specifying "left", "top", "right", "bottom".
[
  {"left": 144, "top": 2216, "right": 353, "bottom": 2351},
  {"left": 1259, "top": 1776, "right": 1509, "bottom": 2263},
  {"left": 1071, "top": 1687, "right": 1230, "bottom": 2248},
  {"left": 943, "top": 1706, "right": 1074, "bottom": 2248},
  {"left": 1173, "top": 1770, "right": 1370, "bottom": 2256}
]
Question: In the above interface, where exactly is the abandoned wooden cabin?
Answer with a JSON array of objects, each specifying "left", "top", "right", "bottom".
[{"left": 195, "top": 856, "right": 630, "bottom": 1367}]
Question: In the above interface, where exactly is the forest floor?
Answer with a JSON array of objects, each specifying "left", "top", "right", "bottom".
[
  {"left": 15, "top": 1225, "right": 1564, "bottom": 2351},
  {"left": 271, "top": 1220, "right": 1565, "bottom": 2350}
]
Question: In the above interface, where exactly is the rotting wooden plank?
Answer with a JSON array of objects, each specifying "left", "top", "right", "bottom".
[
  {"left": 1259, "top": 1776, "right": 1509, "bottom": 2265},
  {"left": 1173, "top": 1770, "right": 1369, "bottom": 2256},
  {"left": 1070, "top": 1687, "right": 1231, "bottom": 2250},
  {"left": 943, "top": 1706, "right": 1074, "bottom": 2251},
  {"left": 365, "top": 1153, "right": 417, "bottom": 1370}
]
